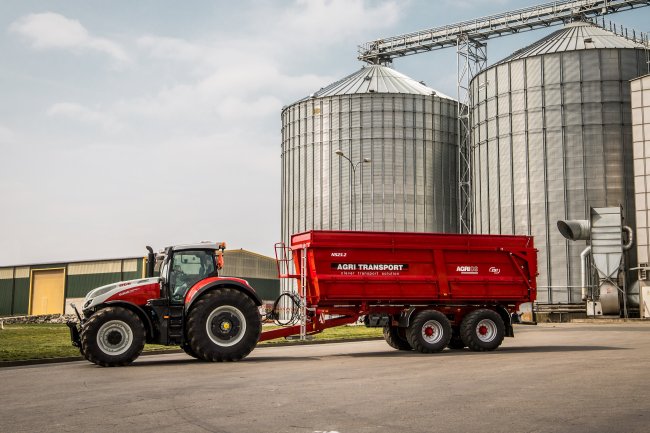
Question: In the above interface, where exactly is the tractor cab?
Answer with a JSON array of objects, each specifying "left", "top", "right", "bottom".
[
  {"left": 150, "top": 242, "right": 226, "bottom": 303},
  {"left": 143, "top": 242, "right": 228, "bottom": 346}
]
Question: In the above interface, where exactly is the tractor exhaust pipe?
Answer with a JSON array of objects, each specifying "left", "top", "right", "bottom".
[{"left": 146, "top": 246, "right": 155, "bottom": 278}]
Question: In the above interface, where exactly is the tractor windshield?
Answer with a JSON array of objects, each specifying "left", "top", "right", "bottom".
[{"left": 169, "top": 250, "right": 217, "bottom": 302}]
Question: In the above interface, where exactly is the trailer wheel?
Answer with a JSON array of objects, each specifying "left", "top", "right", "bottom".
[
  {"left": 186, "top": 288, "right": 261, "bottom": 362},
  {"left": 460, "top": 309, "right": 505, "bottom": 352},
  {"left": 406, "top": 310, "right": 451, "bottom": 353},
  {"left": 447, "top": 327, "right": 466, "bottom": 350},
  {"left": 382, "top": 325, "right": 412, "bottom": 351},
  {"left": 80, "top": 306, "right": 146, "bottom": 367}
]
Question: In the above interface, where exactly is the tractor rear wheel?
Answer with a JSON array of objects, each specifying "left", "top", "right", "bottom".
[
  {"left": 383, "top": 324, "right": 412, "bottom": 351},
  {"left": 186, "top": 288, "right": 261, "bottom": 362},
  {"left": 406, "top": 310, "right": 451, "bottom": 353},
  {"left": 181, "top": 343, "right": 199, "bottom": 359},
  {"left": 460, "top": 309, "right": 505, "bottom": 352},
  {"left": 80, "top": 306, "right": 146, "bottom": 367}
]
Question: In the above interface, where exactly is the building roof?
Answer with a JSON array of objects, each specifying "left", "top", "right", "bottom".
[
  {"left": 223, "top": 248, "right": 275, "bottom": 262},
  {"left": 0, "top": 248, "right": 273, "bottom": 269},
  {"left": 292, "top": 64, "right": 454, "bottom": 104},
  {"left": 496, "top": 21, "right": 646, "bottom": 65}
]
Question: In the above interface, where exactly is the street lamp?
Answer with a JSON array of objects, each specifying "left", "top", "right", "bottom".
[{"left": 335, "top": 149, "right": 371, "bottom": 230}]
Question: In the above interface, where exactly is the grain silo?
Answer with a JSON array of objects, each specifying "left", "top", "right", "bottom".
[
  {"left": 470, "top": 21, "right": 648, "bottom": 303},
  {"left": 281, "top": 65, "right": 458, "bottom": 243}
]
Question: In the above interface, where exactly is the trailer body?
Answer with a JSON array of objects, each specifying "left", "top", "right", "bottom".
[
  {"left": 290, "top": 230, "right": 536, "bottom": 306},
  {"left": 267, "top": 230, "right": 537, "bottom": 352}
]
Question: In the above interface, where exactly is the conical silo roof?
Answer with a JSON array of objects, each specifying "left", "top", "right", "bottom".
[
  {"left": 297, "top": 65, "right": 454, "bottom": 102},
  {"left": 497, "top": 21, "right": 646, "bottom": 64}
]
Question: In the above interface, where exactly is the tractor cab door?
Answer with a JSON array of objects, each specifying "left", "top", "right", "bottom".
[
  {"left": 168, "top": 250, "right": 218, "bottom": 304},
  {"left": 150, "top": 249, "right": 217, "bottom": 345}
]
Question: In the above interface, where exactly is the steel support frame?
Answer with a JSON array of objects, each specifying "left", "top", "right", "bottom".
[
  {"left": 358, "top": 1, "right": 650, "bottom": 63},
  {"left": 457, "top": 35, "right": 487, "bottom": 234}
]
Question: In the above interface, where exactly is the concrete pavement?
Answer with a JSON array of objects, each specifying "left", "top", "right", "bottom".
[{"left": 2, "top": 323, "right": 650, "bottom": 433}]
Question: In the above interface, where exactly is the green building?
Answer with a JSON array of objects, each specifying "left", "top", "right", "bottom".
[{"left": 0, "top": 249, "right": 280, "bottom": 317}]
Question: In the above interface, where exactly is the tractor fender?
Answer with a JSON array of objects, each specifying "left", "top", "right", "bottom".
[
  {"left": 184, "top": 277, "right": 263, "bottom": 312},
  {"left": 101, "top": 301, "right": 156, "bottom": 340}
]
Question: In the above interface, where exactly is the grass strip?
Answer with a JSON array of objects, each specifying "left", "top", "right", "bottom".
[{"left": 0, "top": 323, "right": 382, "bottom": 362}]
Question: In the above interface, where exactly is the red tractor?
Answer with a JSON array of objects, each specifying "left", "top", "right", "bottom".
[{"left": 67, "top": 242, "right": 263, "bottom": 366}]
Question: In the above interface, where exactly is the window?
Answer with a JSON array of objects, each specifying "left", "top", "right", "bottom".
[{"left": 169, "top": 250, "right": 216, "bottom": 302}]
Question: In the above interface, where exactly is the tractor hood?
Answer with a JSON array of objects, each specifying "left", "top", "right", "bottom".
[{"left": 83, "top": 277, "right": 161, "bottom": 311}]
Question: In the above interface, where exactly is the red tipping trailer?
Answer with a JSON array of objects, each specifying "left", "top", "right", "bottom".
[
  {"left": 265, "top": 230, "right": 537, "bottom": 353},
  {"left": 69, "top": 231, "right": 537, "bottom": 367}
]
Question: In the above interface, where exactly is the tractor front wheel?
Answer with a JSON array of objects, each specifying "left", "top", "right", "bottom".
[{"left": 80, "top": 306, "right": 146, "bottom": 367}]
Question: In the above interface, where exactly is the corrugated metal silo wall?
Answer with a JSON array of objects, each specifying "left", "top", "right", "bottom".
[
  {"left": 281, "top": 93, "right": 459, "bottom": 242},
  {"left": 471, "top": 48, "right": 647, "bottom": 303},
  {"left": 632, "top": 75, "right": 650, "bottom": 268}
]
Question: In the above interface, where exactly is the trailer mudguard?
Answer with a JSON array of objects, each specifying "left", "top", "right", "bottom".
[
  {"left": 495, "top": 304, "right": 515, "bottom": 337},
  {"left": 184, "top": 277, "right": 263, "bottom": 311}
]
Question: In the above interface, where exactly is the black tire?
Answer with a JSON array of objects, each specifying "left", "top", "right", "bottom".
[
  {"left": 447, "top": 327, "right": 466, "bottom": 350},
  {"left": 186, "top": 288, "right": 261, "bottom": 362},
  {"left": 460, "top": 309, "right": 505, "bottom": 352},
  {"left": 383, "top": 325, "right": 412, "bottom": 351},
  {"left": 181, "top": 343, "right": 200, "bottom": 359},
  {"left": 406, "top": 310, "right": 451, "bottom": 353},
  {"left": 80, "top": 307, "right": 146, "bottom": 367}
]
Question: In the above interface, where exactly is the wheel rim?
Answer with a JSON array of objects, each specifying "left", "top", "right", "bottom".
[
  {"left": 206, "top": 305, "right": 247, "bottom": 347},
  {"left": 97, "top": 320, "right": 133, "bottom": 356},
  {"left": 475, "top": 319, "right": 497, "bottom": 343},
  {"left": 420, "top": 320, "right": 444, "bottom": 344}
]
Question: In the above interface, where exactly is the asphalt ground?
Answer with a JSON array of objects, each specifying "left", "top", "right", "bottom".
[{"left": 1, "top": 323, "right": 650, "bottom": 433}]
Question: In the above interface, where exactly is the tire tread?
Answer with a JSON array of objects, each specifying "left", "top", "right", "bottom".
[
  {"left": 460, "top": 309, "right": 505, "bottom": 352},
  {"left": 80, "top": 307, "right": 145, "bottom": 367},
  {"left": 382, "top": 325, "right": 412, "bottom": 351},
  {"left": 186, "top": 288, "right": 261, "bottom": 362},
  {"left": 406, "top": 310, "right": 451, "bottom": 354}
]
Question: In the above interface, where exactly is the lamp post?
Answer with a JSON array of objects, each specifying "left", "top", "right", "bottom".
[{"left": 335, "top": 149, "right": 371, "bottom": 230}]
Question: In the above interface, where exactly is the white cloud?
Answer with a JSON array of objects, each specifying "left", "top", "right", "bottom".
[
  {"left": 276, "top": 0, "right": 401, "bottom": 42},
  {"left": 25, "top": 1, "right": 400, "bottom": 154},
  {"left": 9, "top": 12, "right": 128, "bottom": 62},
  {"left": 442, "top": 0, "right": 509, "bottom": 9},
  {"left": 47, "top": 102, "right": 124, "bottom": 132},
  {"left": 0, "top": 124, "right": 16, "bottom": 143},
  {"left": 0, "top": 1, "right": 407, "bottom": 263},
  {"left": 137, "top": 35, "right": 206, "bottom": 63}
]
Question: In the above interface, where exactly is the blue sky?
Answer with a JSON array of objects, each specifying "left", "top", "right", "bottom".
[{"left": 1, "top": 0, "right": 648, "bottom": 265}]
